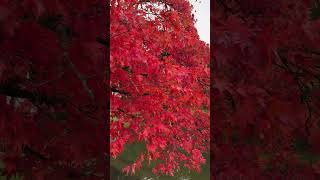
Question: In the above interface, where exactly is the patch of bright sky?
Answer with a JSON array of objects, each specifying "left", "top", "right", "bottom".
[{"left": 190, "top": 0, "right": 210, "bottom": 44}]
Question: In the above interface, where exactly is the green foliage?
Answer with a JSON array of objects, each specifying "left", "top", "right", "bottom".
[
  {"left": 0, "top": 161, "right": 23, "bottom": 180},
  {"left": 111, "top": 143, "right": 209, "bottom": 180},
  {"left": 293, "top": 137, "right": 320, "bottom": 165},
  {"left": 310, "top": 6, "right": 320, "bottom": 20}
]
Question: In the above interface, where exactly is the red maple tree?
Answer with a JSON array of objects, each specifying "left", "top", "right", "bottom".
[
  {"left": 0, "top": 0, "right": 107, "bottom": 179},
  {"left": 213, "top": 0, "right": 320, "bottom": 178},
  {"left": 110, "top": 0, "right": 210, "bottom": 176}
]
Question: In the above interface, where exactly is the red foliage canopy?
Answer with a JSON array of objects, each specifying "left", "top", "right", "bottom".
[
  {"left": 110, "top": 0, "right": 210, "bottom": 176},
  {"left": 213, "top": 0, "right": 320, "bottom": 178},
  {"left": 0, "top": 0, "right": 106, "bottom": 179}
]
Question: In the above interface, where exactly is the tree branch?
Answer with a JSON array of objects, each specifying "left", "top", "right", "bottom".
[{"left": 0, "top": 81, "right": 65, "bottom": 106}]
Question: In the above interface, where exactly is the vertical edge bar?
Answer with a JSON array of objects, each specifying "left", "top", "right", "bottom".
[
  {"left": 106, "top": 0, "right": 111, "bottom": 179},
  {"left": 210, "top": 0, "right": 215, "bottom": 180}
]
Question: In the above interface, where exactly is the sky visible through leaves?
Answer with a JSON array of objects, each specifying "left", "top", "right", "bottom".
[{"left": 190, "top": 0, "right": 210, "bottom": 44}]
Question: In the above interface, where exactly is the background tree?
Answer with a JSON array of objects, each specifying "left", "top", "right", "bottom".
[
  {"left": 0, "top": 0, "right": 106, "bottom": 179},
  {"left": 110, "top": 0, "right": 210, "bottom": 176},
  {"left": 213, "top": 0, "right": 320, "bottom": 178}
]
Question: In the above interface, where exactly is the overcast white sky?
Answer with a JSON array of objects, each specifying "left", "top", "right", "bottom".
[{"left": 190, "top": 0, "right": 210, "bottom": 44}]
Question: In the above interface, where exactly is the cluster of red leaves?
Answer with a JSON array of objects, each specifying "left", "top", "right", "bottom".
[
  {"left": 110, "top": 0, "right": 209, "bottom": 176},
  {"left": 213, "top": 0, "right": 320, "bottom": 179},
  {"left": 0, "top": 0, "right": 106, "bottom": 179}
]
